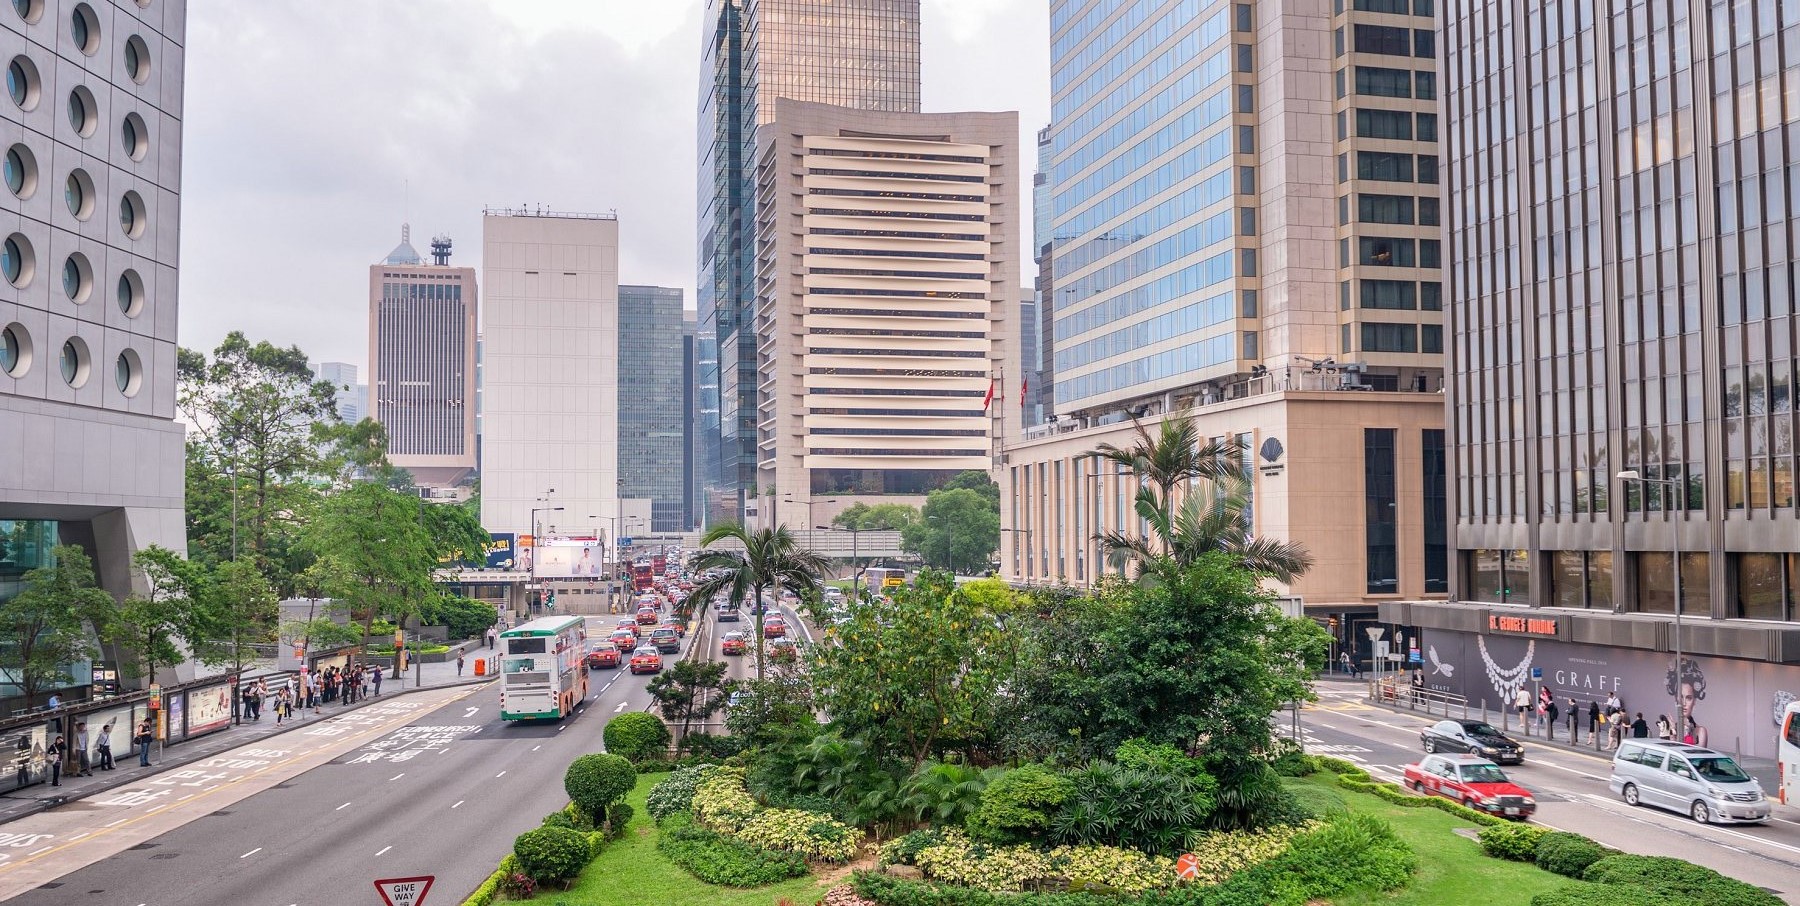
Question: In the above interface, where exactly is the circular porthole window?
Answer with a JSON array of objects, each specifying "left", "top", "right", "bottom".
[
  {"left": 117, "top": 268, "right": 144, "bottom": 316},
  {"left": 61, "top": 252, "right": 91, "bottom": 302},
  {"left": 119, "top": 190, "right": 145, "bottom": 239},
  {"left": 69, "top": 4, "right": 98, "bottom": 56},
  {"left": 2, "top": 233, "right": 35, "bottom": 287},
  {"left": 65, "top": 168, "right": 94, "bottom": 219},
  {"left": 115, "top": 348, "right": 141, "bottom": 397},
  {"left": 4, "top": 143, "right": 36, "bottom": 198},
  {"left": 7, "top": 56, "right": 40, "bottom": 111},
  {"left": 66, "top": 85, "right": 96, "bottom": 137},
  {"left": 121, "top": 112, "right": 148, "bottom": 161},
  {"left": 123, "top": 35, "right": 149, "bottom": 84},
  {"left": 11, "top": 0, "right": 41, "bottom": 25},
  {"left": 0, "top": 322, "right": 28, "bottom": 378},
  {"left": 59, "top": 336, "right": 88, "bottom": 387}
]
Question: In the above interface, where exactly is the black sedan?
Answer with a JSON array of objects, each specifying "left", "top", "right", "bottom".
[{"left": 1420, "top": 719, "right": 1525, "bottom": 764}]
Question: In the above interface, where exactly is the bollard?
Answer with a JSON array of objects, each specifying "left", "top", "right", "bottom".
[{"left": 475, "top": 657, "right": 486, "bottom": 676}]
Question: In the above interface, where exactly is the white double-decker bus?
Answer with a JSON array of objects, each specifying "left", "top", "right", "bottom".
[{"left": 499, "top": 615, "right": 588, "bottom": 721}]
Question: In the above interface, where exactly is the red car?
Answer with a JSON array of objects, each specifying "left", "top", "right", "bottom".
[
  {"left": 629, "top": 646, "right": 663, "bottom": 674},
  {"left": 768, "top": 638, "right": 799, "bottom": 663},
  {"left": 586, "top": 646, "right": 620, "bottom": 669},
  {"left": 636, "top": 607, "right": 660, "bottom": 626},
  {"left": 1403, "top": 754, "right": 1536, "bottom": 819},
  {"left": 763, "top": 615, "right": 788, "bottom": 639},
  {"left": 610, "top": 630, "right": 639, "bottom": 652},
  {"left": 721, "top": 631, "right": 748, "bottom": 655},
  {"left": 616, "top": 619, "right": 641, "bottom": 637}
]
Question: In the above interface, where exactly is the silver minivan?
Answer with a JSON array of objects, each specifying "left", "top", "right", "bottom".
[{"left": 1609, "top": 740, "right": 1770, "bottom": 824}]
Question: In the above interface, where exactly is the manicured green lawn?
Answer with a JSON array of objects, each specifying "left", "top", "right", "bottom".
[
  {"left": 549, "top": 773, "right": 831, "bottom": 906},
  {"left": 1288, "top": 776, "right": 1569, "bottom": 906}
]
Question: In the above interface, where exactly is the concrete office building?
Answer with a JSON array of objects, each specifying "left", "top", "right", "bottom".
[
  {"left": 1004, "top": 0, "right": 1447, "bottom": 646},
  {"left": 367, "top": 226, "right": 477, "bottom": 487},
  {"left": 617, "top": 284, "right": 689, "bottom": 532},
  {"left": 0, "top": 0, "right": 188, "bottom": 689},
  {"left": 753, "top": 100, "right": 1018, "bottom": 529},
  {"left": 1376, "top": 1, "right": 1800, "bottom": 759},
  {"left": 683, "top": 311, "right": 699, "bottom": 530},
  {"left": 313, "top": 361, "right": 364, "bottom": 424},
  {"left": 697, "top": 0, "right": 923, "bottom": 524},
  {"left": 479, "top": 210, "right": 648, "bottom": 541},
  {"left": 1019, "top": 288, "right": 1042, "bottom": 427},
  {"left": 1030, "top": 124, "right": 1054, "bottom": 427}
]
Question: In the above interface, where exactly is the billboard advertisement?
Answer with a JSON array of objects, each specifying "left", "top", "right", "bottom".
[
  {"left": 534, "top": 540, "right": 607, "bottom": 578},
  {"left": 185, "top": 682, "right": 233, "bottom": 736},
  {"left": 484, "top": 532, "right": 519, "bottom": 569},
  {"left": 1417, "top": 627, "right": 1800, "bottom": 760}
]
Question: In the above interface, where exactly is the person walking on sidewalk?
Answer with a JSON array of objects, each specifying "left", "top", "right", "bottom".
[
  {"left": 46, "top": 732, "right": 65, "bottom": 786},
  {"left": 1588, "top": 699, "right": 1600, "bottom": 738},
  {"left": 1566, "top": 696, "right": 1579, "bottom": 744},
  {"left": 1657, "top": 714, "right": 1674, "bottom": 740},
  {"left": 95, "top": 721, "right": 114, "bottom": 771},
  {"left": 274, "top": 688, "right": 290, "bottom": 725},
  {"left": 1545, "top": 698, "right": 1559, "bottom": 741},
  {"left": 134, "top": 718, "right": 153, "bottom": 767},
  {"left": 1631, "top": 712, "right": 1650, "bottom": 738},
  {"left": 371, "top": 664, "right": 383, "bottom": 696},
  {"left": 1513, "top": 685, "right": 1531, "bottom": 730},
  {"left": 74, "top": 720, "right": 91, "bottom": 776},
  {"left": 457, "top": 654, "right": 465, "bottom": 677}
]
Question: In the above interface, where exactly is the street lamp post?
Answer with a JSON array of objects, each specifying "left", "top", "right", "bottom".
[
  {"left": 529, "top": 504, "right": 565, "bottom": 613},
  {"left": 1616, "top": 469, "right": 1685, "bottom": 731}
]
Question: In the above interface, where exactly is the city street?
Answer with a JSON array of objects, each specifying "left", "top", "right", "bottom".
[
  {"left": 0, "top": 614, "right": 706, "bottom": 906},
  {"left": 1300, "top": 684, "right": 1800, "bottom": 904}
]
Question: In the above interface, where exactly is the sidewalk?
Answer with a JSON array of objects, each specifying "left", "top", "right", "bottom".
[
  {"left": 0, "top": 643, "right": 501, "bottom": 826},
  {"left": 1322, "top": 672, "right": 1782, "bottom": 789}
]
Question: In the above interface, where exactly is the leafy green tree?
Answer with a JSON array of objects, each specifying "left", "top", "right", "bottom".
[
  {"left": 901, "top": 488, "right": 1000, "bottom": 575},
  {"left": 900, "top": 761, "right": 995, "bottom": 826},
  {"left": 724, "top": 673, "right": 818, "bottom": 751},
  {"left": 107, "top": 546, "right": 198, "bottom": 683},
  {"left": 809, "top": 574, "right": 1017, "bottom": 768},
  {"left": 943, "top": 469, "right": 1001, "bottom": 506},
  {"left": 603, "top": 712, "right": 672, "bottom": 763},
  {"left": 966, "top": 763, "right": 1072, "bottom": 844},
  {"left": 646, "top": 659, "right": 731, "bottom": 746},
  {"left": 830, "top": 502, "right": 920, "bottom": 532},
  {"left": 564, "top": 752, "right": 636, "bottom": 826},
  {"left": 418, "top": 595, "right": 498, "bottom": 641},
  {"left": 0, "top": 545, "right": 112, "bottom": 702},
  {"left": 688, "top": 523, "right": 830, "bottom": 680},
  {"left": 191, "top": 559, "right": 279, "bottom": 687},
  {"left": 177, "top": 333, "right": 341, "bottom": 588},
  {"left": 301, "top": 482, "right": 436, "bottom": 670}
]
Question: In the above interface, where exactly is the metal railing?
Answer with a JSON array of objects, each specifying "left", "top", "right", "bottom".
[{"left": 1368, "top": 678, "right": 1469, "bottom": 719}]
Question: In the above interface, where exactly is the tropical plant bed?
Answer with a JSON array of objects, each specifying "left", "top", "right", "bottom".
[
  {"left": 502, "top": 773, "right": 829, "bottom": 905},
  {"left": 1285, "top": 775, "right": 1570, "bottom": 906}
]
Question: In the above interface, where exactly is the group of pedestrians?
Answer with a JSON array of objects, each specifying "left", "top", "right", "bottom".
[{"left": 257, "top": 664, "right": 385, "bottom": 726}]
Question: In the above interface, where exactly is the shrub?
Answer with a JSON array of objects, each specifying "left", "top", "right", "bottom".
[
  {"left": 498, "top": 870, "right": 536, "bottom": 899},
  {"left": 511, "top": 825, "right": 592, "bottom": 883},
  {"left": 540, "top": 807, "right": 587, "bottom": 831},
  {"left": 1582, "top": 854, "right": 1783, "bottom": 906},
  {"left": 1178, "top": 823, "right": 1314, "bottom": 884},
  {"left": 967, "top": 764, "right": 1072, "bottom": 844},
  {"left": 564, "top": 753, "right": 636, "bottom": 823},
  {"left": 1282, "top": 782, "right": 1346, "bottom": 819},
  {"left": 913, "top": 831, "right": 1052, "bottom": 892},
  {"left": 738, "top": 807, "right": 865, "bottom": 862},
  {"left": 879, "top": 828, "right": 948, "bottom": 867},
  {"left": 682, "top": 731, "right": 744, "bottom": 759},
  {"left": 1277, "top": 812, "right": 1415, "bottom": 895},
  {"left": 1477, "top": 822, "right": 1548, "bottom": 862},
  {"left": 607, "top": 802, "right": 635, "bottom": 839},
  {"left": 657, "top": 814, "right": 810, "bottom": 887},
  {"left": 1531, "top": 882, "right": 1711, "bottom": 906},
  {"left": 1048, "top": 843, "right": 1178, "bottom": 894},
  {"left": 603, "top": 711, "right": 672, "bottom": 762},
  {"left": 464, "top": 854, "right": 517, "bottom": 906},
  {"left": 693, "top": 766, "right": 763, "bottom": 831},
  {"left": 1533, "top": 831, "right": 1610, "bottom": 878},
  {"left": 853, "top": 872, "right": 1112, "bottom": 906},
  {"left": 1050, "top": 760, "right": 1216, "bottom": 855}
]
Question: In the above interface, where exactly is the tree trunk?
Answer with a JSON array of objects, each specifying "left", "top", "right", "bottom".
[{"left": 752, "top": 582, "right": 766, "bottom": 681}]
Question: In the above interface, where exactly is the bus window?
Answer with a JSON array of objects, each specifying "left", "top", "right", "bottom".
[{"left": 508, "top": 637, "right": 547, "bottom": 655}]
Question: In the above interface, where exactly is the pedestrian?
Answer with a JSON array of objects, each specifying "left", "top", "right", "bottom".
[
  {"left": 1656, "top": 714, "right": 1674, "bottom": 740},
  {"left": 1565, "top": 696, "right": 1579, "bottom": 743},
  {"left": 45, "top": 693, "right": 60, "bottom": 710},
  {"left": 95, "top": 721, "right": 114, "bottom": 771},
  {"left": 1339, "top": 651, "right": 1352, "bottom": 676},
  {"left": 1514, "top": 685, "right": 1531, "bottom": 729},
  {"left": 134, "top": 718, "right": 153, "bottom": 767},
  {"left": 1409, "top": 668, "right": 1424, "bottom": 705},
  {"left": 310, "top": 673, "right": 323, "bottom": 713},
  {"left": 457, "top": 654, "right": 465, "bottom": 676},
  {"left": 371, "top": 665, "right": 383, "bottom": 696},
  {"left": 1546, "top": 698, "right": 1560, "bottom": 741},
  {"left": 1631, "top": 712, "right": 1649, "bottom": 738},
  {"left": 1588, "top": 700, "right": 1600, "bottom": 737},
  {"left": 46, "top": 732, "right": 65, "bottom": 786},
  {"left": 1683, "top": 718, "right": 1699, "bottom": 745},
  {"left": 1605, "top": 691, "right": 1622, "bottom": 719},
  {"left": 74, "top": 720, "right": 91, "bottom": 776},
  {"left": 486, "top": 628, "right": 496, "bottom": 649},
  {"left": 275, "top": 688, "right": 288, "bottom": 725}
]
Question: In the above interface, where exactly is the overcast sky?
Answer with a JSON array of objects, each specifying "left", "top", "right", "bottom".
[{"left": 179, "top": 1, "right": 1049, "bottom": 372}]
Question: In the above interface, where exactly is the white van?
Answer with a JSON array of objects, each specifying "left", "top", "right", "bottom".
[{"left": 1610, "top": 739, "right": 1769, "bottom": 824}]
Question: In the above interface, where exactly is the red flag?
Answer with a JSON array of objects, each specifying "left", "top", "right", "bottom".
[
  {"left": 982, "top": 378, "right": 996, "bottom": 411},
  {"left": 1019, "top": 375, "right": 1028, "bottom": 410}
]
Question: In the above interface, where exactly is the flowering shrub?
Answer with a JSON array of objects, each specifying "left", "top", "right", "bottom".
[
  {"left": 1179, "top": 823, "right": 1315, "bottom": 883},
  {"left": 647, "top": 763, "right": 715, "bottom": 820},
  {"left": 692, "top": 766, "right": 761, "bottom": 831},
  {"left": 909, "top": 830, "right": 1184, "bottom": 894},
  {"left": 739, "top": 808, "right": 865, "bottom": 862},
  {"left": 1046, "top": 844, "right": 1177, "bottom": 894},
  {"left": 880, "top": 828, "right": 948, "bottom": 867}
]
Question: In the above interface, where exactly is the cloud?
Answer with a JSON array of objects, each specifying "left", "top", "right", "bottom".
[{"left": 178, "top": 1, "right": 1046, "bottom": 370}]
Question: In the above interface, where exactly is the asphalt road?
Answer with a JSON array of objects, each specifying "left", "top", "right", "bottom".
[
  {"left": 1300, "top": 684, "right": 1800, "bottom": 904},
  {"left": 0, "top": 614, "right": 704, "bottom": 906}
]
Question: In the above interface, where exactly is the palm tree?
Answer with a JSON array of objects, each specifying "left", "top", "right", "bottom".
[
  {"left": 1091, "top": 414, "right": 1313, "bottom": 582},
  {"left": 687, "top": 522, "right": 831, "bottom": 679}
]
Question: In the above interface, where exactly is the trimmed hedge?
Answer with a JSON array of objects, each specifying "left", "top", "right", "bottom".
[
  {"left": 657, "top": 814, "right": 810, "bottom": 887},
  {"left": 603, "top": 711, "right": 672, "bottom": 763},
  {"left": 459, "top": 854, "right": 516, "bottom": 906},
  {"left": 1581, "top": 855, "right": 1783, "bottom": 906},
  {"left": 1531, "top": 882, "right": 1712, "bottom": 906},
  {"left": 1533, "top": 831, "right": 1610, "bottom": 878},
  {"left": 1327, "top": 764, "right": 1502, "bottom": 827},
  {"left": 646, "top": 763, "right": 715, "bottom": 820},
  {"left": 566, "top": 752, "right": 636, "bottom": 822},
  {"left": 1477, "top": 823, "right": 1548, "bottom": 862},
  {"left": 512, "top": 825, "right": 592, "bottom": 883}
]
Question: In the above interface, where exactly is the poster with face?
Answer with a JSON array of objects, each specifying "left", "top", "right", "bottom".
[
  {"left": 185, "top": 683, "right": 232, "bottom": 735},
  {"left": 1418, "top": 628, "right": 1800, "bottom": 759}
]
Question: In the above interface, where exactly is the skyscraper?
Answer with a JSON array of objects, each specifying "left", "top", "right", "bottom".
[
  {"left": 1031, "top": 125, "right": 1055, "bottom": 426},
  {"left": 367, "top": 226, "right": 477, "bottom": 487},
  {"left": 1384, "top": 1, "right": 1800, "bottom": 759},
  {"left": 0, "top": 1, "right": 189, "bottom": 650},
  {"left": 752, "top": 100, "right": 1018, "bottom": 529},
  {"left": 1003, "top": 1, "right": 1446, "bottom": 644},
  {"left": 479, "top": 209, "right": 647, "bottom": 537},
  {"left": 313, "top": 361, "right": 365, "bottom": 424},
  {"left": 697, "top": 0, "right": 923, "bottom": 524},
  {"left": 617, "top": 284, "right": 689, "bottom": 532}
]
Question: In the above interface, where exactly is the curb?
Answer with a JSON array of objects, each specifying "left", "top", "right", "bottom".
[{"left": 0, "top": 675, "right": 495, "bottom": 827}]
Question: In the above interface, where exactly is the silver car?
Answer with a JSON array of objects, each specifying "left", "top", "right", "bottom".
[{"left": 1610, "top": 740, "right": 1770, "bottom": 824}]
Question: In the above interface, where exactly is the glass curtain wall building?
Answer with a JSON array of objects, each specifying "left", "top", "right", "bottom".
[
  {"left": 1382, "top": 1, "right": 1800, "bottom": 759},
  {"left": 696, "top": 0, "right": 921, "bottom": 525},
  {"left": 618, "top": 285, "right": 690, "bottom": 532}
]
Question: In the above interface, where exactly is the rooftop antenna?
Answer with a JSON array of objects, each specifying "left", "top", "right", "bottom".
[{"left": 430, "top": 234, "right": 452, "bottom": 266}]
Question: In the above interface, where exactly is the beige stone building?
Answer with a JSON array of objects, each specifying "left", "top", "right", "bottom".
[
  {"left": 752, "top": 99, "right": 1019, "bottom": 529},
  {"left": 367, "top": 226, "right": 478, "bottom": 487}
]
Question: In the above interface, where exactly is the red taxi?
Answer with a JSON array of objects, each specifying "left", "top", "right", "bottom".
[
  {"left": 586, "top": 645, "right": 620, "bottom": 669},
  {"left": 1403, "top": 754, "right": 1536, "bottom": 819},
  {"left": 629, "top": 646, "right": 664, "bottom": 674}
]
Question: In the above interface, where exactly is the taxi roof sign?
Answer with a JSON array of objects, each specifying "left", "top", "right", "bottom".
[{"left": 375, "top": 875, "right": 434, "bottom": 906}]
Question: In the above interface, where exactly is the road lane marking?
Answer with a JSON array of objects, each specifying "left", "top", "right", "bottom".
[
  {"left": 532, "top": 745, "right": 541, "bottom": 751},
  {"left": 496, "top": 770, "right": 506, "bottom": 778},
  {"left": 240, "top": 847, "right": 261, "bottom": 858},
  {"left": 336, "top": 802, "right": 351, "bottom": 810},
  {"left": 612, "top": 702, "right": 628, "bottom": 713},
  {"left": 464, "top": 707, "right": 479, "bottom": 717},
  {"left": 375, "top": 845, "right": 392, "bottom": 857},
  {"left": 452, "top": 800, "right": 464, "bottom": 809},
  {"left": 103, "top": 819, "right": 126, "bottom": 827},
  {"left": 389, "top": 773, "right": 405, "bottom": 781},
  {"left": 27, "top": 847, "right": 49, "bottom": 856}
]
